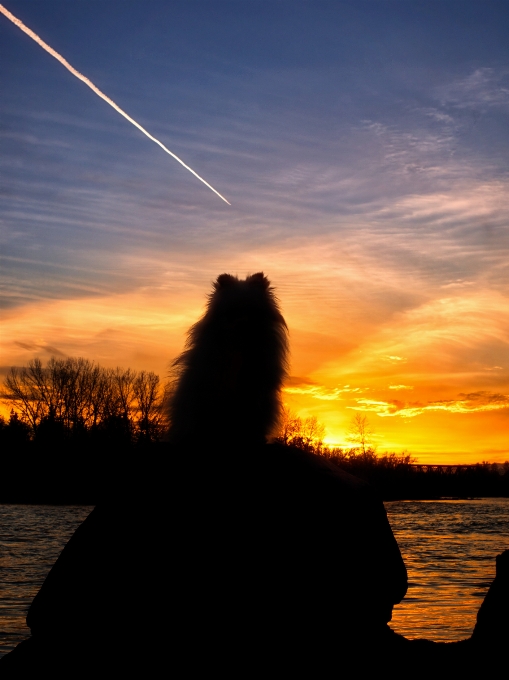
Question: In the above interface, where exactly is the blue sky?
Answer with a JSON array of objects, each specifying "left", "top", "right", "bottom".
[{"left": 1, "top": 1, "right": 509, "bottom": 458}]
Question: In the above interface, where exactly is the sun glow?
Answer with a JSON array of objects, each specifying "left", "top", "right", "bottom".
[{"left": 2, "top": 267, "right": 507, "bottom": 463}]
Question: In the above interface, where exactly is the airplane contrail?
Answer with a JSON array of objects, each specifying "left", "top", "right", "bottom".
[{"left": 0, "top": 3, "right": 231, "bottom": 205}]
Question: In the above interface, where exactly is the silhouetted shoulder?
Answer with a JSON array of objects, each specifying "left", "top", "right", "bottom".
[{"left": 265, "top": 441, "right": 373, "bottom": 493}]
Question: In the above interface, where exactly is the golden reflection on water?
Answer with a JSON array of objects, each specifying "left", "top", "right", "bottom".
[
  {"left": 386, "top": 498, "right": 508, "bottom": 642},
  {"left": 0, "top": 498, "right": 507, "bottom": 654},
  {"left": 0, "top": 505, "right": 92, "bottom": 655}
]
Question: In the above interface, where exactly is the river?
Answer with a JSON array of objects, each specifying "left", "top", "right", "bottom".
[{"left": 1, "top": 498, "right": 508, "bottom": 656}]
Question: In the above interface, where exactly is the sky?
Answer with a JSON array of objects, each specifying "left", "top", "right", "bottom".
[{"left": 1, "top": 0, "right": 508, "bottom": 462}]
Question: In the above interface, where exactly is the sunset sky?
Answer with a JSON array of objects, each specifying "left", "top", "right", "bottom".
[{"left": 1, "top": 1, "right": 508, "bottom": 462}]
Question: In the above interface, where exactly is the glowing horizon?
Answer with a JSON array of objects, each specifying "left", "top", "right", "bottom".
[
  {"left": 1, "top": 260, "right": 507, "bottom": 464},
  {"left": 1, "top": 3, "right": 508, "bottom": 464}
]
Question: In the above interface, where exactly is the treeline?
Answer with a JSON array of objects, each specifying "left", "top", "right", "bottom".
[
  {"left": 274, "top": 408, "right": 416, "bottom": 468},
  {"left": 1, "top": 358, "right": 508, "bottom": 503},
  {"left": 1, "top": 357, "right": 164, "bottom": 447},
  {"left": 322, "top": 449, "right": 509, "bottom": 500},
  {"left": 273, "top": 410, "right": 509, "bottom": 500},
  {"left": 0, "top": 357, "right": 167, "bottom": 503}
]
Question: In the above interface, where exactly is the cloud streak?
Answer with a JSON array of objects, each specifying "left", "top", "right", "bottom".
[
  {"left": 437, "top": 67, "right": 509, "bottom": 111},
  {"left": 0, "top": 3, "right": 231, "bottom": 204},
  {"left": 284, "top": 380, "right": 363, "bottom": 400},
  {"left": 350, "top": 392, "right": 509, "bottom": 418}
]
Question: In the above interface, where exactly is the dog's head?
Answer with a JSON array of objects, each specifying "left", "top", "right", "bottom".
[{"left": 167, "top": 272, "right": 289, "bottom": 447}]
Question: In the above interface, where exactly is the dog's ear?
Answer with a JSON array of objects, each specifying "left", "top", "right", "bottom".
[
  {"left": 215, "top": 273, "right": 238, "bottom": 290},
  {"left": 247, "top": 272, "right": 270, "bottom": 289}
]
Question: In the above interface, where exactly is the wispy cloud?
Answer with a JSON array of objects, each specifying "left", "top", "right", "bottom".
[
  {"left": 437, "top": 67, "right": 509, "bottom": 110},
  {"left": 14, "top": 340, "right": 65, "bottom": 356},
  {"left": 350, "top": 392, "right": 509, "bottom": 418},
  {"left": 421, "top": 108, "right": 455, "bottom": 125},
  {"left": 0, "top": 129, "right": 72, "bottom": 148},
  {"left": 347, "top": 289, "right": 509, "bottom": 380},
  {"left": 284, "top": 378, "right": 363, "bottom": 400}
]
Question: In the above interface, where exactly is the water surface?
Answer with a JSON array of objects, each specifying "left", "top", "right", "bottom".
[
  {"left": 0, "top": 505, "right": 92, "bottom": 656},
  {"left": 0, "top": 498, "right": 507, "bottom": 656},
  {"left": 387, "top": 498, "right": 509, "bottom": 641}
]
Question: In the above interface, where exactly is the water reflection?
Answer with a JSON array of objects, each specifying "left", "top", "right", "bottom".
[
  {"left": 0, "top": 505, "right": 92, "bottom": 655},
  {"left": 0, "top": 498, "right": 507, "bottom": 655},
  {"left": 387, "top": 498, "right": 509, "bottom": 641}
]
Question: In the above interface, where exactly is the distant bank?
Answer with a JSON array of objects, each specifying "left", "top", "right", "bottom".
[{"left": 1, "top": 442, "right": 508, "bottom": 505}]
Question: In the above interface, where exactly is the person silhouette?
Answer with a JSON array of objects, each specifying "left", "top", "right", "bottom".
[{"left": 1, "top": 273, "right": 507, "bottom": 675}]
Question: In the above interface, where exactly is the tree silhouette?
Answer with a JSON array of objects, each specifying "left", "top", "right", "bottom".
[
  {"left": 2, "top": 357, "right": 163, "bottom": 444},
  {"left": 346, "top": 413, "right": 375, "bottom": 456},
  {"left": 134, "top": 371, "right": 162, "bottom": 443},
  {"left": 0, "top": 410, "right": 31, "bottom": 447},
  {"left": 275, "top": 407, "right": 325, "bottom": 452}
]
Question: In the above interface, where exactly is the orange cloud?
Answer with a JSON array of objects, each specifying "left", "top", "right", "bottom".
[
  {"left": 1, "top": 236, "right": 508, "bottom": 463},
  {"left": 284, "top": 378, "right": 363, "bottom": 401},
  {"left": 350, "top": 392, "right": 509, "bottom": 418}
]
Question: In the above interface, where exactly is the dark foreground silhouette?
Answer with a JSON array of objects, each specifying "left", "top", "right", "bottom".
[
  {"left": 2, "top": 273, "right": 508, "bottom": 675},
  {"left": 2, "top": 443, "right": 508, "bottom": 675},
  {"left": 1, "top": 438, "right": 508, "bottom": 505}
]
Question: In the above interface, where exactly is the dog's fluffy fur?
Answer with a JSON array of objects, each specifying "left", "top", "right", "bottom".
[{"left": 166, "top": 272, "right": 288, "bottom": 447}]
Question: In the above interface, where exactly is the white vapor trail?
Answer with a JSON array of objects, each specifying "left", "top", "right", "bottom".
[{"left": 0, "top": 4, "right": 231, "bottom": 205}]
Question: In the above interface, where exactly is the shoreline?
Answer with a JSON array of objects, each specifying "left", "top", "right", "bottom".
[{"left": 2, "top": 443, "right": 508, "bottom": 505}]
